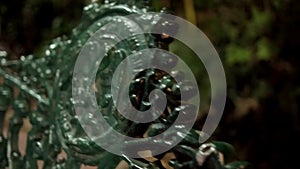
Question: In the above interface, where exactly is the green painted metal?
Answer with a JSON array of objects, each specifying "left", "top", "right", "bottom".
[{"left": 0, "top": 1, "right": 247, "bottom": 168}]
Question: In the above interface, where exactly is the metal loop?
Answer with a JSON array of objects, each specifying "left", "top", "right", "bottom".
[{"left": 199, "top": 143, "right": 217, "bottom": 156}]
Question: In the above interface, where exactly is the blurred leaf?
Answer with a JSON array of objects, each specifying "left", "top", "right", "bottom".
[
  {"left": 245, "top": 7, "right": 271, "bottom": 40},
  {"left": 224, "top": 23, "right": 239, "bottom": 41},
  {"left": 252, "top": 7, "right": 271, "bottom": 30},
  {"left": 225, "top": 44, "right": 252, "bottom": 65},
  {"left": 256, "top": 38, "right": 272, "bottom": 60}
]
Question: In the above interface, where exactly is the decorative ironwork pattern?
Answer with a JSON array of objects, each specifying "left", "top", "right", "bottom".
[{"left": 0, "top": 1, "right": 247, "bottom": 168}]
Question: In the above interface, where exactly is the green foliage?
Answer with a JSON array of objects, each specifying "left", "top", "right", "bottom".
[
  {"left": 225, "top": 44, "right": 252, "bottom": 65},
  {"left": 256, "top": 38, "right": 272, "bottom": 60}
]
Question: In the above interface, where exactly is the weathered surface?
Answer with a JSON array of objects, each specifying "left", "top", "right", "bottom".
[{"left": 0, "top": 1, "right": 246, "bottom": 169}]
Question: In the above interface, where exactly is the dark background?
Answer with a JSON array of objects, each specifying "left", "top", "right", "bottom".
[{"left": 1, "top": 0, "right": 299, "bottom": 168}]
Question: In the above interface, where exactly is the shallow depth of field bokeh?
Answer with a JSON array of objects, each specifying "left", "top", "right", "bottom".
[{"left": 1, "top": 0, "right": 299, "bottom": 169}]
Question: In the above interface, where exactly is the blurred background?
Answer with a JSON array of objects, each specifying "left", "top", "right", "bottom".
[{"left": 1, "top": 0, "right": 299, "bottom": 168}]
